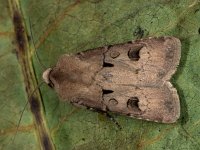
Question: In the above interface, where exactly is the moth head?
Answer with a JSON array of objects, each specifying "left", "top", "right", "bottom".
[{"left": 42, "top": 68, "right": 54, "bottom": 87}]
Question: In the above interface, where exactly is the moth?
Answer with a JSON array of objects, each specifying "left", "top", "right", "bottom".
[{"left": 42, "top": 36, "right": 181, "bottom": 123}]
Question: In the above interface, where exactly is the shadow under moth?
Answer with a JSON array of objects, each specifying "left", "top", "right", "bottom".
[{"left": 43, "top": 36, "right": 181, "bottom": 123}]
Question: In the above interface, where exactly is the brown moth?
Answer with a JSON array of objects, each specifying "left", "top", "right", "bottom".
[{"left": 43, "top": 36, "right": 181, "bottom": 123}]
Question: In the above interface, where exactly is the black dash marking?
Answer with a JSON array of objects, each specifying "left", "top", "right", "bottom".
[
  {"left": 198, "top": 28, "right": 200, "bottom": 34},
  {"left": 102, "top": 89, "right": 113, "bottom": 95},
  {"left": 103, "top": 62, "right": 114, "bottom": 67}
]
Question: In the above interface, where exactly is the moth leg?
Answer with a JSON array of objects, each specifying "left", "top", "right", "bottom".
[
  {"left": 91, "top": 108, "right": 122, "bottom": 130},
  {"left": 104, "top": 111, "right": 122, "bottom": 130}
]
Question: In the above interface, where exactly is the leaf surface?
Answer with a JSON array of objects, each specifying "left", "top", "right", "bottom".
[{"left": 0, "top": 0, "right": 200, "bottom": 150}]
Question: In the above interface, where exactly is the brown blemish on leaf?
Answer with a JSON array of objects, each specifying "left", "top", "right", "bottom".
[
  {"left": 42, "top": 133, "right": 53, "bottom": 150},
  {"left": 0, "top": 31, "right": 14, "bottom": 37},
  {"left": 30, "top": 96, "right": 42, "bottom": 124},
  {"left": 0, "top": 124, "right": 34, "bottom": 136},
  {"left": 12, "top": 10, "right": 26, "bottom": 53}
]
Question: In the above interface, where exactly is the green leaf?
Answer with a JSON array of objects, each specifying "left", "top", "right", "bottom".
[{"left": 0, "top": 0, "right": 200, "bottom": 149}]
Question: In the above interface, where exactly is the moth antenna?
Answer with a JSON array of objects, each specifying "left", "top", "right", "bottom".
[
  {"left": 29, "top": 18, "right": 47, "bottom": 70},
  {"left": 11, "top": 81, "right": 45, "bottom": 144}
]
